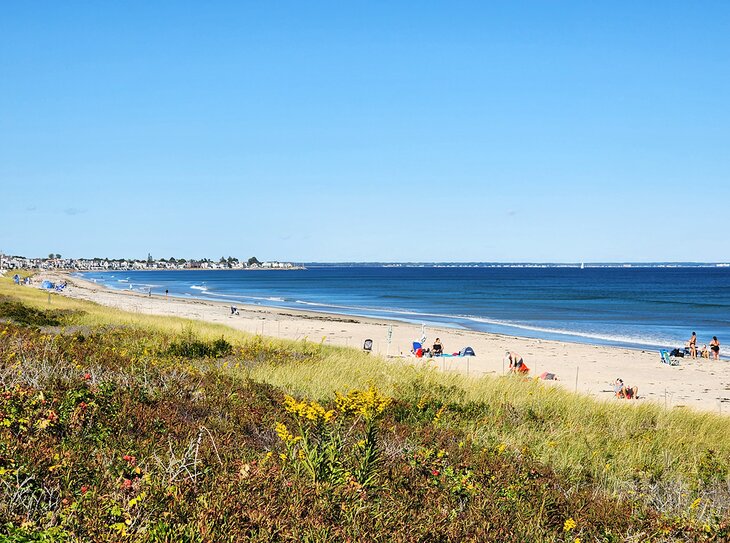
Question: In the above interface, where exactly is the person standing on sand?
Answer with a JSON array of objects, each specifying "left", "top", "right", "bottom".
[
  {"left": 689, "top": 332, "right": 697, "bottom": 358},
  {"left": 165, "top": 289, "right": 169, "bottom": 298},
  {"left": 710, "top": 336, "right": 720, "bottom": 360}
]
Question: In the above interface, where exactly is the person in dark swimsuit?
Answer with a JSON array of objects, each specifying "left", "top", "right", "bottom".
[
  {"left": 432, "top": 338, "right": 443, "bottom": 356},
  {"left": 710, "top": 336, "right": 720, "bottom": 360},
  {"left": 688, "top": 332, "right": 697, "bottom": 358}
]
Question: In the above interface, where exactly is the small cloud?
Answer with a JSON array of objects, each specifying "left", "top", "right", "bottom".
[{"left": 64, "top": 207, "right": 87, "bottom": 216}]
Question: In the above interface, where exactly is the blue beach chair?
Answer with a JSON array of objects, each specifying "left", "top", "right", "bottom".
[{"left": 660, "top": 349, "right": 679, "bottom": 366}]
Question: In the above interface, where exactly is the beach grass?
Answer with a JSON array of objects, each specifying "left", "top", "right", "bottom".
[{"left": 2, "top": 275, "right": 729, "bottom": 540}]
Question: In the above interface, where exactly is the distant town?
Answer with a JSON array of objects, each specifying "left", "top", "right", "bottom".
[{"left": 0, "top": 253, "right": 303, "bottom": 271}]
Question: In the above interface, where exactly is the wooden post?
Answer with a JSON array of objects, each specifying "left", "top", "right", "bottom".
[{"left": 574, "top": 366, "right": 579, "bottom": 393}]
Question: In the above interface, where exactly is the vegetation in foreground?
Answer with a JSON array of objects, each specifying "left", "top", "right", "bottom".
[{"left": 1, "top": 280, "right": 729, "bottom": 542}]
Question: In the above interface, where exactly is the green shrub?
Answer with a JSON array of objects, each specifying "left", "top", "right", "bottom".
[
  {"left": 0, "top": 298, "right": 81, "bottom": 327},
  {"left": 166, "top": 335, "right": 232, "bottom": 359}
]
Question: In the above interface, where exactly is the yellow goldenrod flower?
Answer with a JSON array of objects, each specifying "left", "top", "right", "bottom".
[
  {"left": 275, "top": 422, "right": 298, "bottom": 443},
  {"left": 563, "top": 518, "right": 577, "bottom": 532},
  {"left": 335, "top": 386, "right": 391, "bottom": 421}
]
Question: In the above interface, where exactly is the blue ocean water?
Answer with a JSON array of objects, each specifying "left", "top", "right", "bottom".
[{"left": 79, "top": 265, "right": 730, "bottom": 352}]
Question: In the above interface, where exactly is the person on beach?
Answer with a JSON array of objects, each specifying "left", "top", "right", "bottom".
[
  {"left": 614, "top": 378, "right": 638, "bottom": 399},
  {"left": 688, "top": 332, "right": 697, "bottom": 358},
  {"left": 165, "top": 289, "right": 169, "bottom": 297},
  {"left": 506, "top": 351, "right": 527, "bottom": 373},
  {"left": 432, "top": 338, "right": 443, "bottom": 356},
  {"left": 710, "top": 336, "right": 720, "bottom": 360},
  {"left": 701, "top": 344, "right": 710, "bottom": 359}
]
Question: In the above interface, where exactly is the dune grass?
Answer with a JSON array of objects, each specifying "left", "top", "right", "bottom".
[{"left": 2, "top": 276, "right": 730, "bottom": 540}]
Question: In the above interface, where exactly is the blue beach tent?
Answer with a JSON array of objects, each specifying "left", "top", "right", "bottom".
[{"left": 41, "top": 280, "right": 54, "bottom": 289}]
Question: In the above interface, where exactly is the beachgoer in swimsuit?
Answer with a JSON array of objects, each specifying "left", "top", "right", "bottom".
[
  {"left": 710, "top": 336, "right": 720, "bottom": 360},
  {"left": 432, "top": 338, "right": 443, "bottom": 356},
  {"left": 701, "top": 344, "right": 710, "bottom": 359},
  {"left": 506, "top": 351, "right": 524, "bottom": 372},
  {"left": 689, "top": 332, "right": 697, "bottom": 358}
]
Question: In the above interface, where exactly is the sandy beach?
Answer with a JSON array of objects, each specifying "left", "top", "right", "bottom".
[{"left": 34, "top": 271, "right": 730, "bottom": 415}]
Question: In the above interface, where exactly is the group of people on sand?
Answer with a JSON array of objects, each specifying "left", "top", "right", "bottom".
[
  {"left": 614, "top": 378, "right": 638, "bottom": 399},
  {"left": 687, "top": 332, "right": 721, "bottom": 360}
]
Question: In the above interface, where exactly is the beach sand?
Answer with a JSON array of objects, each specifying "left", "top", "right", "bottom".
[{"left": 35, "top": 272, "right": 730, "bottom": 415}]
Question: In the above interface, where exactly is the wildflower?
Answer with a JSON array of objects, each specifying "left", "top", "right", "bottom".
[
  {"left": 431, "top": 469, "right": 440, "bottom": 477},
  {"left": 122, "top": 478, "right": 133, "bottom": 489},
  {"left": 563, "top": 518, "right": 577, "bottom": 532},
  {"left": 690, "top": 497, "right": 702, "bottom": 510},
  {"left": 81, "top": 485, "right": 89, "bottom": 494},
  {"left": 84, "top": 373, "right": 91, "bottom": 380},
  {"left": 283, "top": 396, "right": 334, "bottom": 424},
  {"left": 335, "top": 386, "right": 391, "bottom": 421},
  {"left": 274, "top": 422, "right": 300, "bottom": 444}
]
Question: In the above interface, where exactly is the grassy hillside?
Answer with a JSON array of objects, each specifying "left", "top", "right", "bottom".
[{"left": 1, "top": 278, "right": 729, "bottom": 541}]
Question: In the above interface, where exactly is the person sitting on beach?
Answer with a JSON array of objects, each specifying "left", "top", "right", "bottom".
[
  {"left": 230, "top": 306, "right": 239, "bottom": 316},
  {"left": 506, "top": 351, "right": 528, "bottom": 373},
  {"left": 614, "top": 378, "right": 638, "bottom": 399},
  {"left": 688, "top": 332, "right": 697, "bottom": 358},
  {"left": 701, "top": 344, "right": 710, "bottom": 359},
  {"left": 710, "top": 336, "right": 720, "bottom": 360},
  {"left": 432, "top": 338, "right": 443, "bottom": 356}
]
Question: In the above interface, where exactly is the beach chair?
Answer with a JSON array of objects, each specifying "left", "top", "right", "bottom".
[
  {"left": 660, "top": 349, "right": 679, "bottom": 366},
  {"left": 363, "top": 339, "right": 373, "bottom": 354}
]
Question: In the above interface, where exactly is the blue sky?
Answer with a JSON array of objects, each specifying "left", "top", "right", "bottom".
[{"left": 1, "top": 1, "right": 728, "bottom": 262}]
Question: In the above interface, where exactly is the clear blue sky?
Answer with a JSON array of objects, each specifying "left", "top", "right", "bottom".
[{"left": 2, "top": 1, "right": 728, "bottom": 262}]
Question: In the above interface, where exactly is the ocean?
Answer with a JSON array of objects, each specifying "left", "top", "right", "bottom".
[{"left": 79, "top": 265, "right": 730, "bottom": 352}]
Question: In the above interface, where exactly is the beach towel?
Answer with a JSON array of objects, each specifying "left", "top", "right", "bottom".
[{"left": 539, "top": 371, "right": 557, "bottom": 380}]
